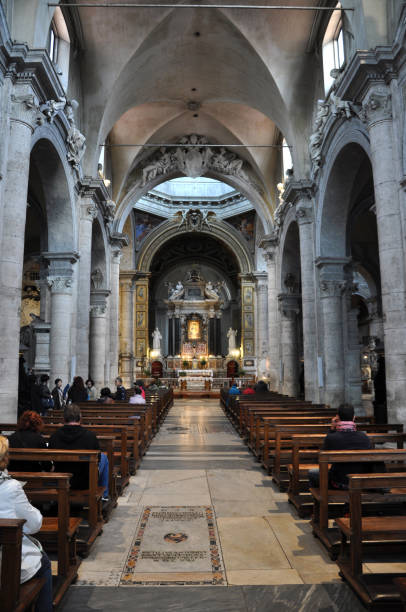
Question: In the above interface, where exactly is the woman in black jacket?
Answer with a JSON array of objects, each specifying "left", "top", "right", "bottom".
[
  {"left": 68, "top": 376, "right": 88, "bottom": 403},
  {"left": 8, "top": 411, "right": 52, "bottom": 472}
]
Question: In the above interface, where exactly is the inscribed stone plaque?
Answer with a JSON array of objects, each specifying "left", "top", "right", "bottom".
[{"left": 121, "top": 506, "right": 225, "bottom": 585}]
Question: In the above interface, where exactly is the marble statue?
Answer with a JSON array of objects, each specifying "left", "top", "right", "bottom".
[
  {"left": 169, "top": 281, "right": 185, "bottom": 301},
  {"left": 152, "top": 327, "right": 162, "bottom": 351},
  {"left": 66, "top": 99, "right": 86, "bottom": 172},
  {"left": 204, "top": 281, "right": 219, "bottom": 300},
  {"left": 227, "top": 327, "right": 237, "bottom": 353}
]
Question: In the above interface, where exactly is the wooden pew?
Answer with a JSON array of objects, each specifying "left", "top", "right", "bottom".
[
  {"left": 8, "top": 449, "right": 103, "bottom": 554},
  {"left": 0, "top": 518, "right": 45, "bottom": 612},
  {"left": 393, "top": 578, "right": 406, "bottom": 612},
  {"left": 288, "top": 432, "right": 406, "bottom": 517},
  {"left": 11, "top": 472, "right": 82, "bottom": 607},
  {"left": 311, "top": 449, "right": 406, "bottom": 558},
  {"left": 336, "top": 473, "right": 406, "bottom": 610}
]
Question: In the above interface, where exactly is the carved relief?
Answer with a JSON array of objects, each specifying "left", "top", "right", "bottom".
[
  {"left": 362, "top": 89, "right": 392, "bottom": 125},
  {"left": 173, "top": 209, "right": 215, "bottom": 232},
  {"left": 47, "top": 276, "right": 73, "bottom": 294},
  {"left": 137, "top": 135, "right": 260, "bottom": 191},
  {"left": 65, "top": 100, "right": 86, "bottom": 174}
]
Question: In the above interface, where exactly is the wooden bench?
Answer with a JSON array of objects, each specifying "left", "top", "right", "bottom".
[
  {"left": 288, "top": 432, "right": 406, "bottom": 517},
  {"left": 0, "top": 518, "right": 46, "bottom": 612},
  {"left": 11, "top": 472, "right": 82, "bottom": 607},
  {"left": 393, "top": 578, "right": 406, "bottom": 612},
  {"left": 311, "top": 449, "right": 406, "bottom": 558},
  {"left": 8, "top": 449, "right": 103, "bottom": 554},
  {"left": 336, "top": 473, "right": 406, "bottom": 610}
]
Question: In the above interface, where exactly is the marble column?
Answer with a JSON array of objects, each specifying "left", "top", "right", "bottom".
[
  {"left": 89, "top": 291, "right": 109, "bottom": 391},
  {"left": 260, "top": 234, "right": 280, "bottom": 390},
  {"left": 119, "top": 274, "right": 134, "bottom": 386},
  {"left": 109, "top": 249, "right": 122, "bottom": 383},
  {"left": 317, "top": 260, "right": 348, "bottom": 408},
  {"left": 76, "top": 199, "right": 98, "bottom": 377},
  {"left": 363, "top": 87, "right": 406, "bottom": 423},
  {"left": 0, "top": 88, "right": 40, "bottom": 419},
  {"left": 279, "top": 294, "right": 300, "bottom": 397},
  {"left": 48, "top": 274, "right": 74, "bottom": 386},
  {"left": 295, "top": 194, "right": 319, "bottom": 402}
]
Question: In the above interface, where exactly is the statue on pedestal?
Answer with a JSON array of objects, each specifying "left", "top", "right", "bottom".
[
  {"left": 204, "top": 281, "right": 219, "bottom": 300},
  {"left": 227, "top": 328, "right": 237, "bottom": 353},
  {"left": 152, "top": 328, "right": 162, "bottom": 352}
]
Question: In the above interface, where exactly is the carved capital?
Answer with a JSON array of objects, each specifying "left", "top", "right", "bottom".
[
  {"left": 295, "top": 200, "right": 314, "bottom": 225},
  {"left": 362, "top": 88, "right": 392, "bottom": 126},
  {"left": 259, "top": 232, "right": 279, "bottom": 263},
  {"left": 80, "top": 204, "right": 98, "bottom": 222},
  {"left": 278, "top": 293, "right": 300, "bottom": 317},
  {"left": 90, "top": 304, "right": 107, "bottom": 317},
  {"left": 47, "top": 276, "right": 73, "bottom": 294},
  {"left": 319, "top": 279, "right": 347, "bottom": 298}
]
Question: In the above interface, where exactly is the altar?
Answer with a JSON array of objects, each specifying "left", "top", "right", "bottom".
[{"left": 177, "top": 369, "right": 214, "bottom": 390}]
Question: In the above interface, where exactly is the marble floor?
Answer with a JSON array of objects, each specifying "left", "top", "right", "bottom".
[{"left": 60, "top": 399, "right": 366, "bottom": 611}]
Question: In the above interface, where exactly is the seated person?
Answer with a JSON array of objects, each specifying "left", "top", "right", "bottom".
[
  {"left": 48, "top": 404, "right": 109, "bottom": 501},
  {"left": 134, "top": 380, "right": 146, "bottom": 399},
  {"left": 86, "top": 379, "right": 97, "bottom": 401},
  {"left": 147, "top": 378, "right": 160, "bottom": 391},
  {"left": 114, "top": 377, "right": 127, "bottom": 401},
  {"left": 129, "top": 386, "right": 146, "bottom": 405},
  {"left": 254, "top": 380, "right": 269, "bottom": 393},
  {"left": 308, "top": 403, "right": 372, "bottom": 490},
  {"left": 242, "top": 384, "right": 255, "bottom": 395},
  {"left": 0, "top": 435, "right": 53, "bottom": 612},
  {"left": 97, "top": 387, "right": 114, "bottom": 404},
  {"left": 8, "top": 411, "right": 53, "bottom": 473},
  {"left": 226, "top": 382, "right": 240, "bottom": 406}
]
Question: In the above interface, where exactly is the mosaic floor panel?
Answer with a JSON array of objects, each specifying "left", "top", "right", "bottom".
[{"left": 120, "top": 506, "right": 225, "bottom": 586}]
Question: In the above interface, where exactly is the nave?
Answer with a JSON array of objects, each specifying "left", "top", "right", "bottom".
[{"left": 59, "top": 399, "right": 364, "bottom": 612}]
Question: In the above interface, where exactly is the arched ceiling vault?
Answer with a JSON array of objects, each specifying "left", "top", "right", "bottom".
[{"left": 76, "top": 2, "right": 326, "bottom": 185}]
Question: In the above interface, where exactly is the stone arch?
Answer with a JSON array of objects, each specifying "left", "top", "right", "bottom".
[
  {"left": 136, "top": 217, "right": 254, "bottom": 275},
  {"left": 91, "top": 216, "right": 110, "bottom": 290},
  {"left": 30, "top": 128, "right": 77, "bottom": 252},
  {"left": 316, "top": 124, "right": 372, "bottom": 259},
  {"left": 114, "top": 167, "right": 272, "bottom": 237}
]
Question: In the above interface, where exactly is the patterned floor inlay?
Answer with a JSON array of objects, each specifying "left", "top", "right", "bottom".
[{"left": 120, "top": 506, "right": 226, "bottom": 586}]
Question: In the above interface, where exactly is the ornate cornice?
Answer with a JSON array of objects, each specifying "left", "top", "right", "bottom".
[{"left": 283, "top": 179, "right": 315, "bottom": 206}]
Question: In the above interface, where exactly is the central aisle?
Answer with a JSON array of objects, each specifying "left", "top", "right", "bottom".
[{"left": 61, "top": 399, "right": 363, "bottom": 611}]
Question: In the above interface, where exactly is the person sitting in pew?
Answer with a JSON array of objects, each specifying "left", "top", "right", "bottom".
[
  {"left": 114, "top": 377, "right": 127, "bottom": 401},
  {"left": 48, "top": 404, "right": 109, "bottom": 501},
  {"left": 242, "top": 384, "right": 255, "bottom": 395},
  {"left": 129, "top": 385, "right": 146, "bottom": 405},
  {"left": 254, "top": 380, "right": 269, "bottom": 393},
  {"left": 8, "top": 411, "right": 53, "bottom": 473},
  {"left": 134, "top": 380, "right": 146, "bottom": 399},
  {"left": 0, "top": 435, "right": 53, "bottom": 612},
  {"left": 308, "top": 403, "right": 373, "bottom": 490},
  {"left": 97, "top": 387, "right": 114, "bottom": 404}
]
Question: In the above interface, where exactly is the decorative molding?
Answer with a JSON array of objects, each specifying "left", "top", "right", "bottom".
[
  {"left": 173, "top": 208, "right": 215, "bottom": 232},
  {"left": 47, "top": 276, "right": 73, "bottom": 294},
  {"left": 133, "top": 134, "right": 263, "bottom": 194},
  {"left": 10, "top": 91, "right": 43, "bottom": 131},
  {"left": 278, "top": 293, "right": 301, "bottom": 316},
  {"left": 80, "top": 204, "right": 98, "bottom": 222},
  {"left": 259, "top": 232, "right": 279, "bottom": 262},
  {"left": 319, "top": 279, "right": 347, "bottom": 298}
]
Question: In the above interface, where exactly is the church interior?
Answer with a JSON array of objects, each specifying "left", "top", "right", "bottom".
[{"left": 1, "top": 1, "right": 406, "bottom": 611}]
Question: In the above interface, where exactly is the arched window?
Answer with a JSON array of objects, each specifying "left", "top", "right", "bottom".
[
  {"left": 282, "top": 138, "right": 293, "bottom": 180},
  {"left": 47, "top": 7, "right": 70, "bottom": 90},
  {"left": 322, "top": 3, "right": 345, "bottom": 95}
]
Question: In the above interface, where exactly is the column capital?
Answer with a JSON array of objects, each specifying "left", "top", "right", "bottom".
[
  {"left": 90, "top": 289, "right": 110, "bottom": 316},
  {"left": 47, "top": 276, "right": 73, "bottom": 294},
  {"left": 110, "top": 231, "right": 129, "bottom": 251},
  {"left": 295, "top": 199, "right": 314, "bottom": 225},
  {"left": 361, "top": 86, "right": 392, "bottom": 127},
  {"left": 80, "top": 203, "right": 98, "bottom": 222},
  {"left": 319, "top": 279, "right": 348, "bottom": 298}
]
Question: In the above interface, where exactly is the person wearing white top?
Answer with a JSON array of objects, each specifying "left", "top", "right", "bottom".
[
  {"left": 129, "top": 386, "right": 146, "bottom": 405},
  {"left": 0, "top": 436, "right": 53, "bottom": 612}
]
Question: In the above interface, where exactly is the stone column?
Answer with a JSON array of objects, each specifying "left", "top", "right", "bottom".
[
  {"left": 260, "top": 234, "right": 280, "bottom": 390},
  {"left": 317, "top": 260, "right": 348, "bottom": 408},
  {"left": 48, "top": 276, "right": 74, "bottom": 386},
  {"left": 76, "top": 198, "right": 98, "bottom": 377},
  {"left": 295, "top": 193, "right": 319, "bottom": 402},
  {"left": 119, "top": 274, "right": 134, "bottom": 386},
  {"left": 363, "top": 87, "right": 406, "bottom": 423},
  {"left": 278, "top": 294, "right": 300, "bottom": 397},
  {"left": 89, "top": 290, "right": 110, "bottom": 391},
  {"left": 109, "top": 248, "right": 122, "bottom": 383},
  {"left": 0, "top": 88, "right": 41, "bottom": 419}
]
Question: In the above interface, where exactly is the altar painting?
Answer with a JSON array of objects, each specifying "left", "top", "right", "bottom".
[{"left": 187, "top": 319, "right": 201, "bottom": 340}]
